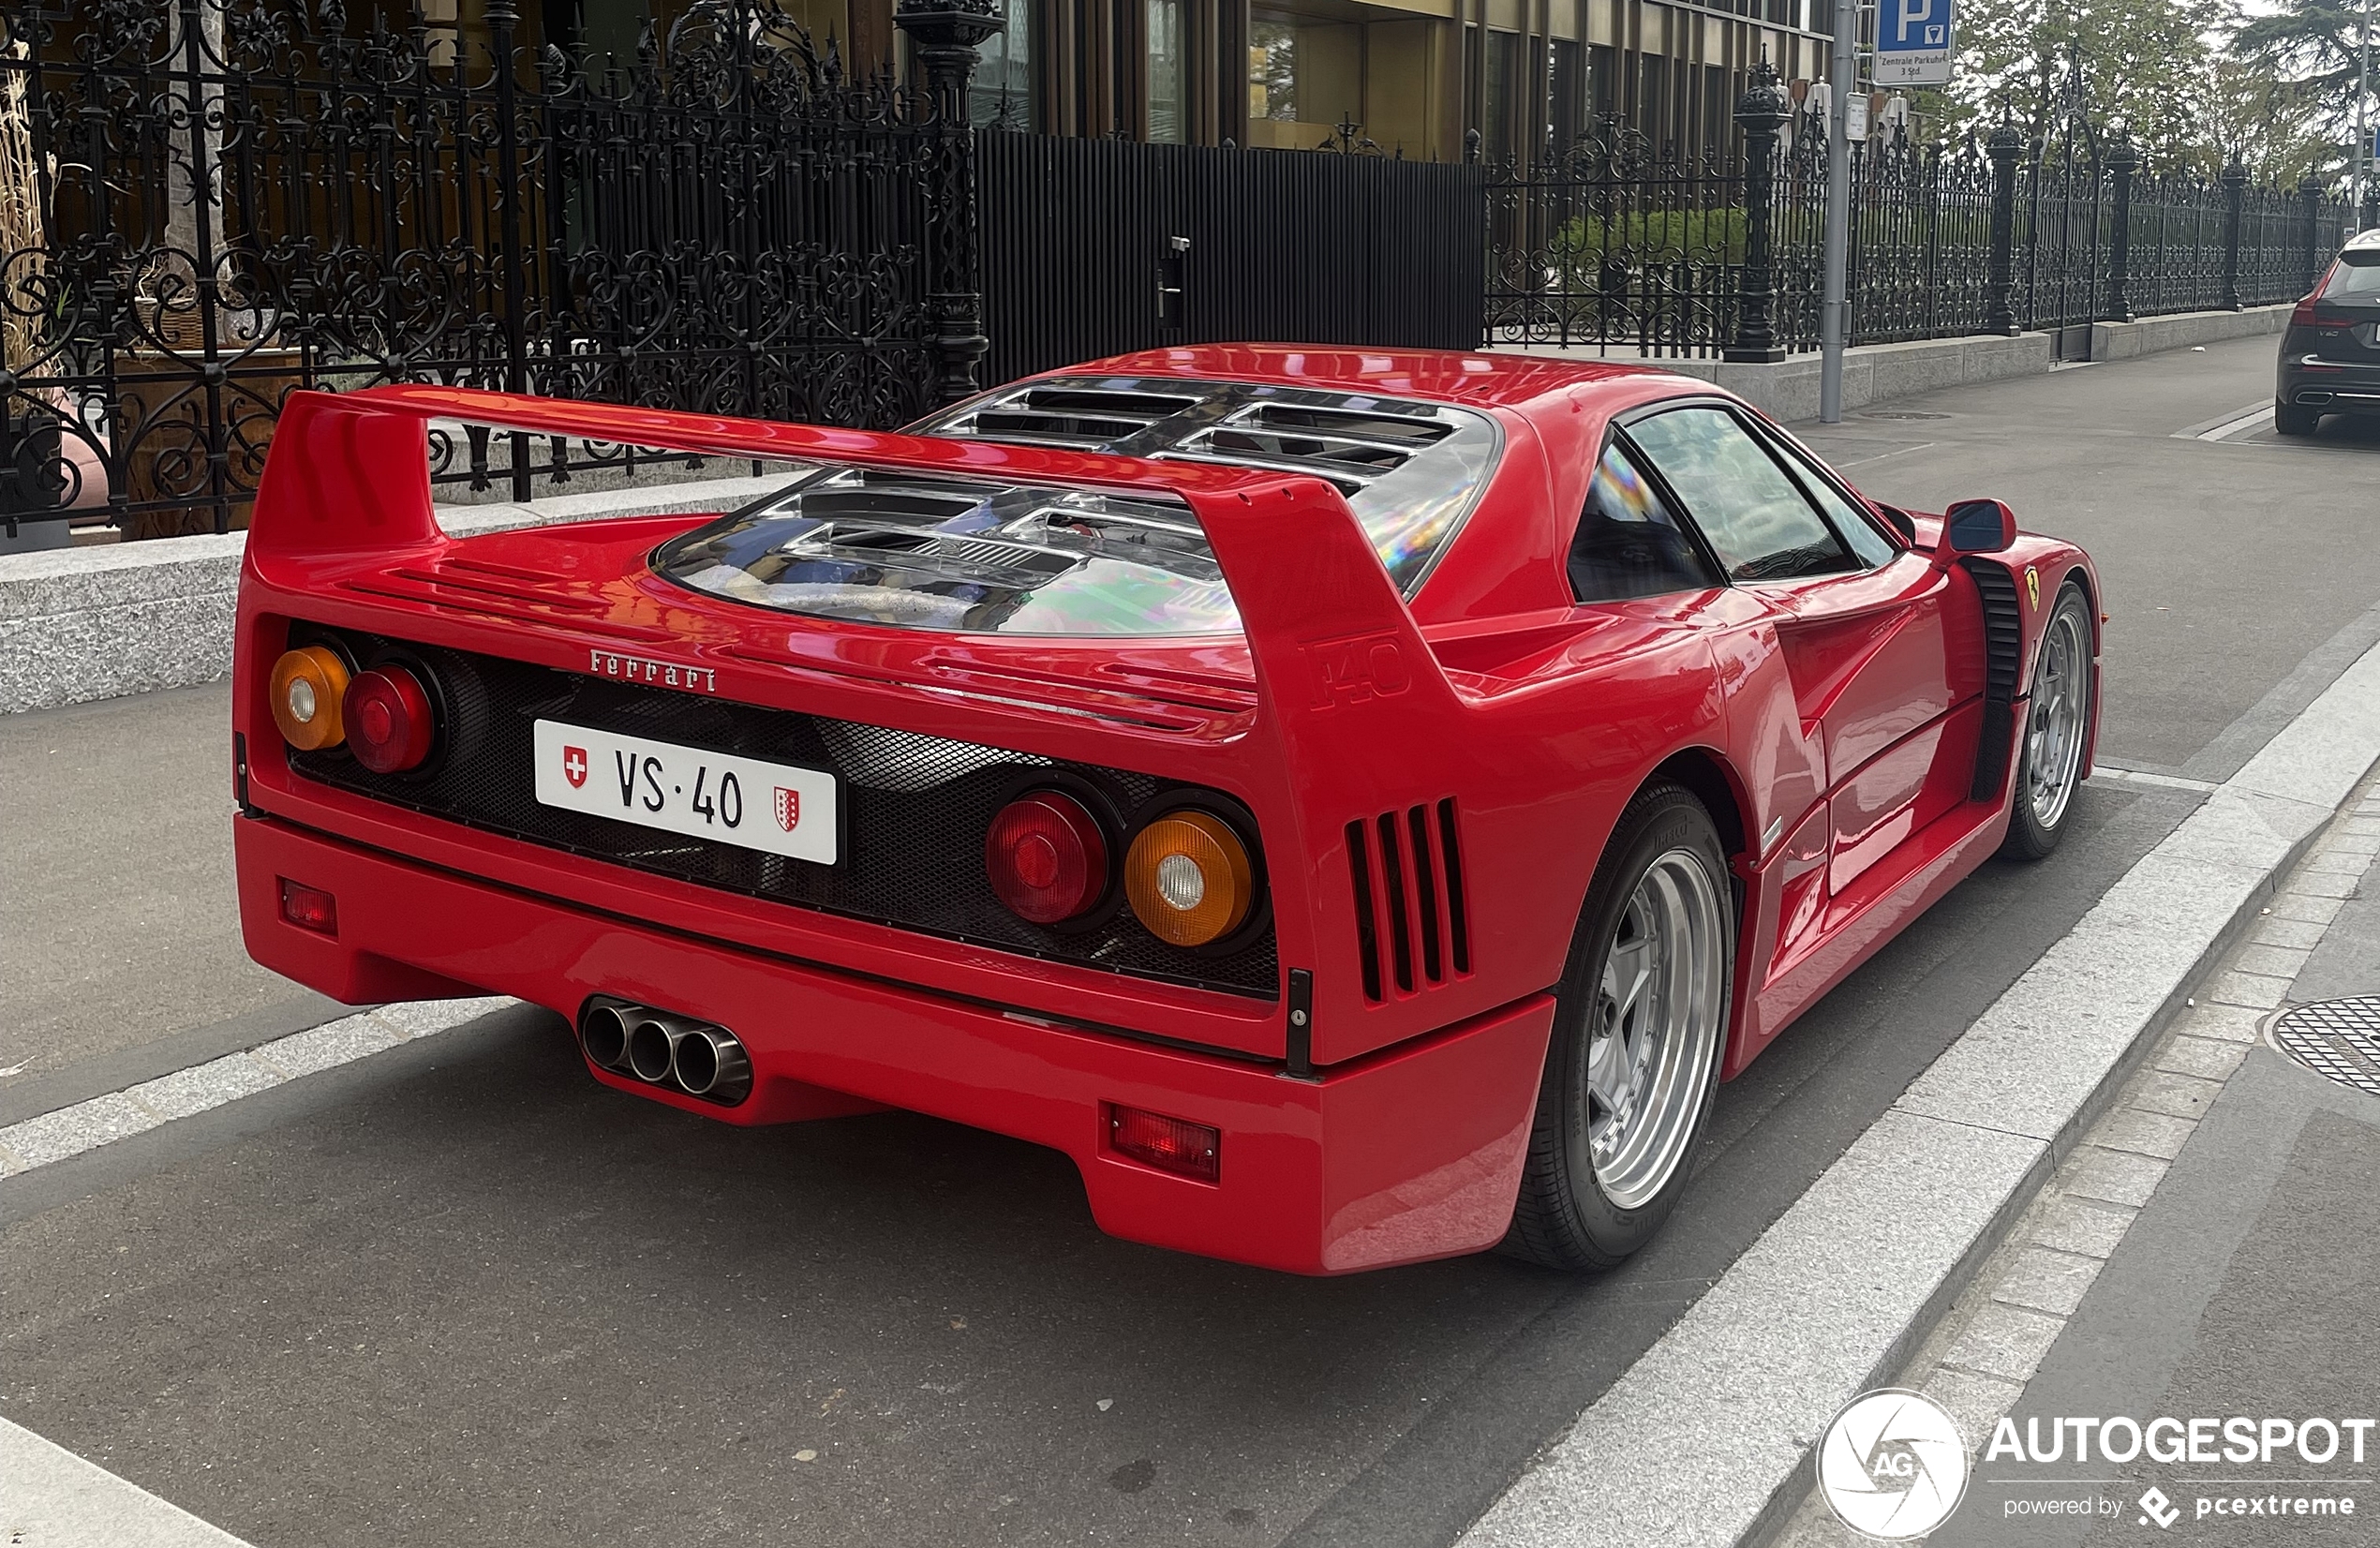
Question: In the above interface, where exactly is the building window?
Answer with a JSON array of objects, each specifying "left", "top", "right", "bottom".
[
  {"left": 1551, "top": 37, "right": 1580, "bottom": 154},
  {"left": 1588, "top": 43, "right": 1616, "bottom": 119},
  {"left": 1483, "top": 30, "right": 1516, "bottom": 162},
  {"left": 1250, "top": 20, "right": 1296, "bottom": 121},
  {"left": 1148, "top": 0, "right": 1184, "bottom": 141},
  {"left": 970, "top": 0, "right": 1035, "bottom": 128}
]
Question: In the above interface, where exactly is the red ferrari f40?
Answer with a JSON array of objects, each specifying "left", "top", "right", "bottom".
[{"left": 234, "top": 349, "right": 2099, "bottom": 1274}]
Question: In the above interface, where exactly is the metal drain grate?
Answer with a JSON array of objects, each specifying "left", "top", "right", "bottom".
[
  {"left": 2266, "top": 998, "right": 2380, "bottom": 1095},
  {"left": 1866, "top": 410, "right": 1953, "bottom": 421}
]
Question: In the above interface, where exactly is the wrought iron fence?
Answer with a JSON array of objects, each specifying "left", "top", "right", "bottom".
[
  {"left": 1483, "top": 62, "right": 2358, "bottom": 363},
  {"left": 0, "top": 0, "right": 990, "bottom": 540}
]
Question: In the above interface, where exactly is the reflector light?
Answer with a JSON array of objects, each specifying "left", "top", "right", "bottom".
[
  {"left": 268, "top": 645, "right": 351, "bottom": 751},
  {"left": 278, "top": 878, "right": 338, "bottom": 935},
  {"left": 1108, "top": 1104, "right": 1220, "bottom": 1182},
  {"left": 985, "top": 791, "right": 1109, "bottom": 924},
  {"left": 343, "top": 665, "right": 437, "bottom": 773},
  {"left": 1124, "top": 810, "right": 1254, "bottom": 946}
]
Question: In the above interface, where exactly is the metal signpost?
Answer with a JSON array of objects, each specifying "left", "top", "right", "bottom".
[
  {"left": 1819, "top": 3, "right": 1859, "bottom": 423},
  {"left": 1823, "top": 0, "right": 1953, "bottom": 422}
]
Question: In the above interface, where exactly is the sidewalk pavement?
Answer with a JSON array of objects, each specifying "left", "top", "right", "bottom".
[{"left": 1770, "top": 768, "right": 2380, "bottom": 1547}]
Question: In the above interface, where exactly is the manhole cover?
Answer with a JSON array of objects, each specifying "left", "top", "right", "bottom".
[
  {"left": 2267, "top": 998, "right": 2380, "bottom": 1095},
  {"left": 1866, "top": 410, "right": 1952, "bottom": 420}
]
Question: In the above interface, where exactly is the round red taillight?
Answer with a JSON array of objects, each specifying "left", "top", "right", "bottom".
[
  {"left": 985, "top": 791, "right": 1108, "bottom": 925},
  {"left": 343, "top": 665, "right": 437, "bottom": 774}
]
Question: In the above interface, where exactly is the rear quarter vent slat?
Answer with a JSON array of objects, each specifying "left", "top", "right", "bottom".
[{"left": 1347, "top": 797, "right": 1473, "bottom": 1003}]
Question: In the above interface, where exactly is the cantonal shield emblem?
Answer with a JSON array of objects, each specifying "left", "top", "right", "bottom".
[{"left": 774, "top": 786, "right": 800, "bottom": 832}]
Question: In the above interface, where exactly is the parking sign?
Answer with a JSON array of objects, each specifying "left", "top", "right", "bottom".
[{"left": 1876, "top": 0, "right": 1954, "bottom": 86}]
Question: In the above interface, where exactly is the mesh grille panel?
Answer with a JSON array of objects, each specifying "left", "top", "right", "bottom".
[{"left": 285, "top": 629, "right": 1278, "bottom": 998}]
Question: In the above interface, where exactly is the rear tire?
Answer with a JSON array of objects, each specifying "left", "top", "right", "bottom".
[
  {"left": 2276, "top": 400, "right": 2322, "bottom": 437},
  {"left": 1998, "top": 581, "right": 2094, "bottom": 861},
  {"left": 1503, "top": 782, "right": 1733, "bottom": 1271}
]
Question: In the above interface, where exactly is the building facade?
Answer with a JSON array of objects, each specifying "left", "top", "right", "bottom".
[{"left": 520, "top": 0, "right": 1841, "bottom": 163}]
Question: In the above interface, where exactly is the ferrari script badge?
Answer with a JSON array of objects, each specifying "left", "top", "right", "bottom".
[
  {"left": 588, "top": 648, "right": 717, "bottom": 693},
  {"left": 2024, "top": 566, "right": 2041, "bottom": 611},
  {"left": 774, "top": 787, "right": 801, "bottom": 832}
]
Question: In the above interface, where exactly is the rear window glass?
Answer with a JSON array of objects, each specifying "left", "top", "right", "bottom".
[
  {"left": 654, "top": 380, "right": 1505, "bottom": 637},
  {"left": 2321, "top": 253, "right": 2380, "bottom": 299}
]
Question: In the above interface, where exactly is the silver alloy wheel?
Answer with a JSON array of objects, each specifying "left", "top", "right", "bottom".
[
  {"left": 1584, "top": 847, "right": 1727, "bottom": 1210},
  {"left": 2025, "top": 603, "right": 2090, "bottom": 831}
]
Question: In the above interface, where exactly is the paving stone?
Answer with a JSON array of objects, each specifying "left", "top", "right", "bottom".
[
  {"left": 2169, "top": 1001, "right": 2264, "bottom": 1044},
  {"left": 2283, "top": 870, "right": 2359, "bottom": 900},
  {"left": 2249, "top": 916, "right": 2328, "bottom": 949},
  {"left": 1991, "top": 1246, "right": 2105, "bottom": 1317},
  {"left": 1941, "top": 1302, "right": 2068, "bottom": 1384},
  {"left": 126, "top": 1054, "right": 285, "bottom": 1122},
  {"left": 2302, "top": 848, "right": 2373, "bottom": 875},
  {"left": 0, "top": 1093, "right": 160, "bottom": 1170},
  {"left": 2271, "top": 893, "right": 2346, "bottom": 926},
  {"left": 2033, "top": 1198, "right": 2136, "bottom": 1258},
  {"left": 2229, "top": 944, "right": 2312, "bottom": 979},
  {"left": 2339, "top": 816, "right": 2380, "bottom": 839},
  {"left": 2130, "top": 1069, "right": 2224, "bottom": 1120},
  {"left": 2093, "top": 1108, "right": 2196, "bottom": 1160},
  {"left": 253, "top": 1013, "right": 403, "bottom": 1079},
  {"left": 1922, "top": 1365, "right": 2029, "bottom": 1452},
  {"left": 2156, "top": 1034, "right": 2249, "bottom": 1081},
  {"left": 2205, "top": 971, "right": 2291, "bottom": 1010},
  {"left": 2060, "top": 1144, "right": 2171, "bottom": 1208},
  {"left": 2320, "top": 832, "right": 2380, "bottom": 856}
]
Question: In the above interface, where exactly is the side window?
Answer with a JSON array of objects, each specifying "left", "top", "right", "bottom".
[
  {"left": 1765, "top": 430, "right": 1899, "bottom": 568},
  {"left": 1568, "top": 439, "right": 1721, "bottom": 603},
  {"left": 1625, "top": 407, "right": 1856, "bottom": 583}
]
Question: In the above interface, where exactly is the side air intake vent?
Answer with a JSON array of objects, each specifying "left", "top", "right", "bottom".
[
  {"left": 1346, "top": 797, "right": 1471, "bottom": 1002},
  {"left": 1964, "top": 558, "right": 2025, "bottom": 800}
]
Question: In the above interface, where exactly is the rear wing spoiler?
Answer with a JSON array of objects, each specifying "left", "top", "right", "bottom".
[{"left": 251, "top": 386, "right": 1480, "bottom": 1062}]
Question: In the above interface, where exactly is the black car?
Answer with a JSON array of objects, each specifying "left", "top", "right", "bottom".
[{"left": 2278, "top": 230, "right": 2380, "bottom": 436}]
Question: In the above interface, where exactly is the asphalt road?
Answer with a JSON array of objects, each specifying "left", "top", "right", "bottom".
[{"left": 3, "top": 334, "right": 2377, "bottom": 1548}]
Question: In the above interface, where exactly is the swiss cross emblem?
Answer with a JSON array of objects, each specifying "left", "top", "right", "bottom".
[
  {"left": 562, "top": 746, "right": 588, "bottom": 788},
  {"left": 774, "top": 786, "right": 800, "bottom": 832}
]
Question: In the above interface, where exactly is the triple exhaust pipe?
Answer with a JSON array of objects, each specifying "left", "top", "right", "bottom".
[{"left": 579, "top": 998, "right": 752, "bottom": 1106}]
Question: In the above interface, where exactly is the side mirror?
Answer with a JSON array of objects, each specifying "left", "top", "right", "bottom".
[{"left": 1939, "top": 498, "right": 2017, "bottom": 558}]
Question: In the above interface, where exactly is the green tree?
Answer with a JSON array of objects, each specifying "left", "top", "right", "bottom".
[
  {"left": 2229, "top": 0, "right": 2373, "bottom": 174},
  {"left": 1908, "top": 0, "right": 2241, "bottom": 170}
]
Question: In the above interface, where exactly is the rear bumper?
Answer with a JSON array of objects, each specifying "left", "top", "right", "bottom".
[
  {"left": 235, "top": 813, "right": 1554, "bottom": 1274},
  {"left": 2279, "top": 354, "right": 2380, "bottom": 408}
]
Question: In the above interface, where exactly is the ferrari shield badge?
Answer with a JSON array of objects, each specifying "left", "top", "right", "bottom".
[{"left": 2024, "top": 566, "right": 2041, "bottom": 611}]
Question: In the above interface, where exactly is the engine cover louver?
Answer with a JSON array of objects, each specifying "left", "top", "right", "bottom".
[{"left": 1346, "top": 798, "right": 1471, "bottom": 1002}]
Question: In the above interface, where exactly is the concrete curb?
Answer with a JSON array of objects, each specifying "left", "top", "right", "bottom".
[
  {"left": 1454, "top": 631, "right": 2380, "bottom": 1548},
  {"left": 0, "top": 472, "right": 787, "bottom": 715},
  {"left": 0, "top": 1415, "right": 256, "bottom": 1547},
  {"left": 1498, "top": 304, "right": 2289, "bottom": 423}
]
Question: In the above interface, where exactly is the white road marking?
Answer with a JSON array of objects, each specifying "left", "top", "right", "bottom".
[
  {"left": 1829, "top": 440, "right": 1936, "bottom": 469},
  {"left": 1459, "top": 632, "right": 2380, "bottom": 1548},
  {"left": 0, "top": 998, "right": 514, "bottom": 1179},
  {"left": 2091, "top": 764, "right": 2222, "bottom": 794},
  {"left": 2171, "top": 400, "right": 2275, "bottom": 442},
  {"left": 0, "top": 1414, "right": 257, "bottom": 1546}
]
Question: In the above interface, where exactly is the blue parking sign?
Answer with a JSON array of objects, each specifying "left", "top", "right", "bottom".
[{"left": 1876, "top": 0, "right": 1954, "bottom": 86}]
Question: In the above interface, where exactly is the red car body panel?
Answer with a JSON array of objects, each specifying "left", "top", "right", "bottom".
[{"left": 232, "top": 351, "right": 2100, "bottom": 1273}]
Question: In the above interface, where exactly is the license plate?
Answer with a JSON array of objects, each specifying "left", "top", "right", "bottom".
[{"left": 532, "top": 720, "right": 838, "bottom": 865}]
